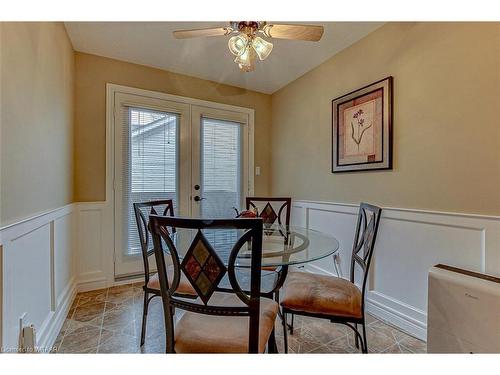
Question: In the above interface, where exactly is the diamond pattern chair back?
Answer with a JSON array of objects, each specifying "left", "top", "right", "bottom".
[{"left": 245, "top": 197, "right": 292, "bottom": 228}]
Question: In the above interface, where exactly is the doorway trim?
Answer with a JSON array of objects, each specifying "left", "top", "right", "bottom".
[{"left": 105, "top": 83, "right": 255, "bottom": 279}]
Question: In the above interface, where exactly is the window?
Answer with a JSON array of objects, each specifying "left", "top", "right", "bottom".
[
  {"left": 200, "top": 117, "right": 242, "bottom": 218},
  {"left": 122, "top": 107, "right": 178, "bottom": 255}
]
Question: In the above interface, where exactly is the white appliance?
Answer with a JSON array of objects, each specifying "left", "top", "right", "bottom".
[{"left": 427, "top": 264, "right": 500, "bottom": 353}]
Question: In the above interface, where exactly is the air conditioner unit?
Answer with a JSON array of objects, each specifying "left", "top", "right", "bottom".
[{"left": 427, "top": 264, "right": 500, "bottom": 353}]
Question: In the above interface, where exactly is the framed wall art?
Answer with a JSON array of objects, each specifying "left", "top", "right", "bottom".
[{"left": 332, "top": 76, "right": 393, "bottom": 173}]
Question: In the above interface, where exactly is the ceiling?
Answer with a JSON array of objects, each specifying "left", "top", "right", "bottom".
[{"left": 65, "top": 22, "right": 384, "bottom": 94}]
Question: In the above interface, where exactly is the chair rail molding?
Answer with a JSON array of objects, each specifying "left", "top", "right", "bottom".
[{"left": 291, "top": 200, "right": 500, "bottom": 341}]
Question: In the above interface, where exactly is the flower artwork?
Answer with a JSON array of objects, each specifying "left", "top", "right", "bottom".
[
  {"left": 332, "top": 77, "right": 393, "bottom": 172},
  {"left": 344, "top": 106, "right": 375, "bottom": 157},
  {"left": 351, "top": 109, "right": 372, "bottom": 151}
]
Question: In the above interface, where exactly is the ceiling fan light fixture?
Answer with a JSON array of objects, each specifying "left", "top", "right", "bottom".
[
  {"left": 173, "top": 22, "right": 324, "bottom": 73},
  {"left": 228, "top": 34, "right": 249, "bottom": 56},
  {"left": 252, "top": 36, "right": 273, "bottom": 60}
]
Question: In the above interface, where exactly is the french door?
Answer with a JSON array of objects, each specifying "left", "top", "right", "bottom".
[
  {"left": 191, "top": 106, "right": 251, "bottom": 218},
  {"left": 112, "top": 90, "right": 253, "bottom": 278}
]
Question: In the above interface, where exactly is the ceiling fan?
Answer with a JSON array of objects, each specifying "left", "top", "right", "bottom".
[{"left": 173, "top": 21, "right": 324, "bottom": 72}]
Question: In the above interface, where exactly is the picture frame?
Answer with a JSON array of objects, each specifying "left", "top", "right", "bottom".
[{"left": 332, "top": 76, "right": 393, "bottom": 173}]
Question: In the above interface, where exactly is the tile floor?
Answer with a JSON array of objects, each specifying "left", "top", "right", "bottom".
[{"left": 53, "top": 283, "right": 426, "bottom": 354}]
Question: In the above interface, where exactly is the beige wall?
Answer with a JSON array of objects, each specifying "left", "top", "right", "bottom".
[
  {"left": 74, "top": 52, "right": 272, "bottom": 202},
  {"left": 0, "top": 22, "right": 74, "bottom": 225},
  {"left": 271, "top": 22, "right": 500, "bottom": 215},
  {"left": 2, "top": 22, "right": 498, "bottom": 222}
]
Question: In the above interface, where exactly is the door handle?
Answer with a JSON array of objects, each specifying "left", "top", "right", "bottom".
[{"left": 193, "top": 196, "right": 206, "bottom": 202}]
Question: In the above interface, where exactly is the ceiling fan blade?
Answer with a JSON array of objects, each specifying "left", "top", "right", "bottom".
[
  {"left": 263, "top": 24, "right": 324, "bottom": 41},
  {"left": 173, "top": 27, "right": 231, "bottom": 39}
]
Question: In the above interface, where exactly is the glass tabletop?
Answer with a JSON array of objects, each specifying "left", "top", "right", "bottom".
[{"left": 167, "top": 224, "right": 340, "bottom": 268}]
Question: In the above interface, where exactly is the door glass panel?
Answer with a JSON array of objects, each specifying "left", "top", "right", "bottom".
[
  {"left": 200, "top": 117, "right": 242, "bottom": 218},
  {"left": 123, "top": 107, "right": 178, "bottom": 256}
]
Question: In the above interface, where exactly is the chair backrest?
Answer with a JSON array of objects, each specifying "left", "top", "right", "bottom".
[
  {"left": 246, "top": 197, "right": 291, "bottom": 228},
  {"left": 349, "top": 203, "right": 382, "bottom": 311},
  {"left": 149, "top": 215, "right": 264, "bottom": 353},
  {"left": 133, "top": 199, "right": 175, "bottom": 283}
]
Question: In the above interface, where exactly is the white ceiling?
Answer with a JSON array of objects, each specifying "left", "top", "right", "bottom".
[{"left": 65, "top": 22, "right": 384, "bottom": 94}]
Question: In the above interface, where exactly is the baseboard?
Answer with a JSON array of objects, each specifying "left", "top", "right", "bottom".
[
  {"left": 366, "top": 292, "right": 427, "bottom": 341},
  {"left": 76, "top": 277, "right": 108, "bottom": 293},
  {"left": 112, "top": 275, "right": 144, "bottom": 287},
  {"left": 37, "top": 278, "right": 76, "bottom": 351},
  {"left": 302, "top": 263, "right": 427, "bottom": 341}
]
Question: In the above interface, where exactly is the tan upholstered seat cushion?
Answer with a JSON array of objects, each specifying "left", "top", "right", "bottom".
[
  {"left": 281, "top": 271, "right": 362, "bottom": 318},
  {"left": 147, "top": 265, "right": 197, "bottom": 296},
  {"left": 174, "top": 293, "right": 279, "bottom": 353}
]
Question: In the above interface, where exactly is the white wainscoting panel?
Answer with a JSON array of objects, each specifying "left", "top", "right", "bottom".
[
  {"left": 74, "top": 202, "right": 113, "bottom": 292},
  {"left": 0, "top": 204, "right": 76, "bottom": 352},
  {"left": 293, "top": 200, "right": 500, "bottom": 341},
  {"left": 54, "top": 213, "right": 75, "bottom": 309}
]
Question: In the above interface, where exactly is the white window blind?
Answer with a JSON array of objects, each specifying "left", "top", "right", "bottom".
[
  {"left": 200, "top": 117, "right": 242, "bottom": 218},
  {"left": 122, "top": 106, "right": 178, "bottom": 255}
]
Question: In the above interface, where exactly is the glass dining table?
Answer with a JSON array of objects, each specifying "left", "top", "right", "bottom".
[{"left": 166, "top": 224, "right": 340, "bottom": 295}]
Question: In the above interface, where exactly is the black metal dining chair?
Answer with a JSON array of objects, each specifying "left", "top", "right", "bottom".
[
  {"left": 149, "top": 215, "right": 279, "bottom": 353},
  {"left": 243, "top": 197, "right": 293, "bottom": 302},
  {"left": 280, "top": 203, "right": 382, "bottom": 353},
  {"left": 133, "top": 200, "right": 197, "bottom": 346}
]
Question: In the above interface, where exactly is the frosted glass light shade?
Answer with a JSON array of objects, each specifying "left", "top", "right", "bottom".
[
  {"left": 234, "top": 45, "right": 256, "bottom": 68},
  {"left": 238, "top": 63, "right": 255, "bottom": 72},
  {"left": 228, "top": 34, "right": 249, "bottom": 56},
  {"left": 252, "top": 36, "right": 273, "bottom": 60}
]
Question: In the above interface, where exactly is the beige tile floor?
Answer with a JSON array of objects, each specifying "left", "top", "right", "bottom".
[{"left": 53, "top": 283, "right": 426, "bottom": 354}]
